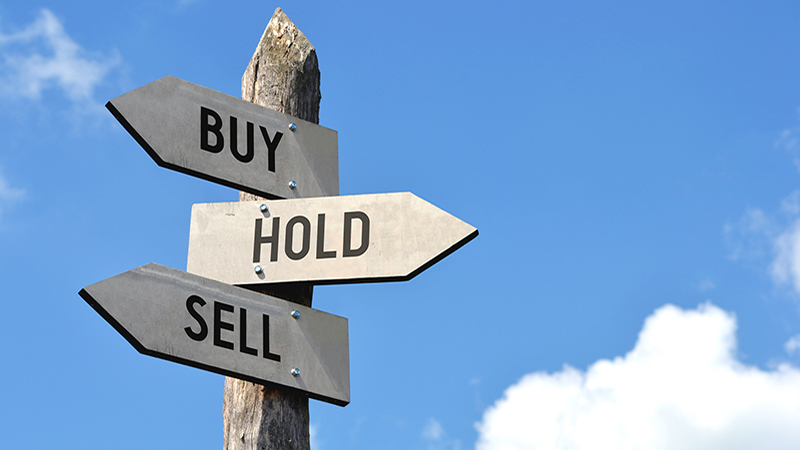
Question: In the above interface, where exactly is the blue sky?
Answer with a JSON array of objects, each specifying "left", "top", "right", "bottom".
[{"left": 3, "top": 1, "right": 800, "bottom": 449}]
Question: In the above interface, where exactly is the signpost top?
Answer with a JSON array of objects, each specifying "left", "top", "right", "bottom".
[{"left": 107, "top": 76, "right": 338, "bottom": 199}]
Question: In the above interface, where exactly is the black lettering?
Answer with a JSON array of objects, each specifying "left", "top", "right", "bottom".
[
  {"left": 260, "top": 127, "right": 282, "bottom": 172},
  {"left": 253, "top": 217, "right": 281, "bottom": 263},
  {"left": 230, "top": 118, "right": 255, "bottom": 163},
  {"left": 262, "top": 314, "right": 281, "bottom": 362},
  {"left": 285, "top": 215, "right": 311, "bottom": 260},
  {"left": 239, "top": 307, "right": 258, "bottom": 356},
  {"left": 343, "top": 211, "right": 370, "bottom": 257},
  {"left": 213, "top": 301, "right": 234, "bottom": 350},
  {"left": 184, "top": 295, "right": 208, "bottom": 341},
  {"left": 200, "top": 107, "right": 224, "bottom": 153},
  {"left": 316, "top": 213, "right": 337, "bottom": 259}
]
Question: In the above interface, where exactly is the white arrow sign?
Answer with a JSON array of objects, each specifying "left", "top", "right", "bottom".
[
  {"left": 187, "top": 192, "right": 478, "bottom": 286},
  {"left": 80, "top": 263, "right": 350, "bottom": 406},
  {"left": 107, "top": 76, "right": 338, "bottom": 199}
]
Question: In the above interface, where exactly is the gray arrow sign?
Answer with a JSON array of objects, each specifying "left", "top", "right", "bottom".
[
  {"left": 79, "top": 263, "right": 350, "bottom": 406},
  {"left": 187, "top": 192, "right": 478, "bottom": 286},
  {"left": 106, "top": 76, "right": 338, "bottom": 199}
]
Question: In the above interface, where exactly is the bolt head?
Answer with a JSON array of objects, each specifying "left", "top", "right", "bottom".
[
  {"left": 254, "top": 265, "right": 263, "bottom": 274},
  {"left": 291, "top": 368, "right": 300, "bottom": 377},
  {"left": 259, "top": 204, "right": 268, "bottom": 213},
  {"left": 288, "top": 180, "right": 297, "bottom": 190},
  {"left": 288, "top": 123, "right": 297, "bottom": 132},
  {"left": 291, "top": 310, "right": 300, "bottom": 319}
]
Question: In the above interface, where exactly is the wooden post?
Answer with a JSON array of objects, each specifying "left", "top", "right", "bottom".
[{"left": 222, "top": 8, "right": 320, "bottom": 450}]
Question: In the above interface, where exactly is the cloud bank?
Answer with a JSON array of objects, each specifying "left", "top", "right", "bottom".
[
  {"left": 475, "top": 303, "right": 800, "bottom": 450},
  {"left": 0, "top": 9, "right": 120, "bottom": 103}
]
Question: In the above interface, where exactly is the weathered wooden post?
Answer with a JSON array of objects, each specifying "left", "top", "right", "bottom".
[{"left": 222, "top": 8, "right": 319, "bottom": 450}]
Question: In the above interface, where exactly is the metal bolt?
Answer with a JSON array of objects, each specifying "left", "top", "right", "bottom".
[
  {"left": 291, "top": 310, "right": 300, "bottom": 319},
  {"left": 288, "top": 180, "right": 297, "bottom": 190},
  {"left": 254, "top": 265, "right": 263, "bottom": 274},
  {"left": 288, "top": 123, "right": 297, "bottom": 132},
  {"left": 291, "top": 368, "right": 300, "bottom": 377},
  {"left": 259, "top": 204, "right": 268, "bottom": 213}
]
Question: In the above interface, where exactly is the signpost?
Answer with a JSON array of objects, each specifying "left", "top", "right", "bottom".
[
  {"left": 84, "top": 7, "right": 477, "bottom": 449},
  {"left": 187, "top": 192, "right": 478, "bottom": 286},
  {"left": 80, "top": 263, "right": 350, "bottom": 406},
  {"left": 106, "top": 75, "right": 339, "bottom": 199}
]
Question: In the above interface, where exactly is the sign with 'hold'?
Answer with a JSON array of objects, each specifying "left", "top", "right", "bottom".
[
  {"left": 106, "top": 76, "right": 338, "bottom": 199},
  {"left": 187, "top": 192, "right": 479, "bottom": 286}
]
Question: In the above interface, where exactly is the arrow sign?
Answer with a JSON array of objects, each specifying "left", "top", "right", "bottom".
[
  {"left": 79, "top": 263, "right": 350, "bottom": 406},
  {"left": 106, "top": 76, "right": 338, "bottom": 199},
  {"left": 187, "top": 192, "right": 478, "bottom": 286}
]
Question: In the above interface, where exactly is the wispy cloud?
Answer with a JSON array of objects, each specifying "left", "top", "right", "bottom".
[
  {"left": 422, "top": 418, "right": 461, "bottom": 450},
  {"left": 0, "top": 169, "right": 24, "bottom": 223},
  {"left": 724, "top": 207, "right": 777, "bottom": 263},
  {"left": 776, "top": 108, "right": 800, "bottom": 172},
  {"left": 778, "top": 134, "right": 799, "bottom": 176},
  {"left": 0, "top": 9, "right": 120, "bottom": 105},
  {"left": 423, "top": 418, "right": 445, "bottom": 440},
  {"left": 786, "top": 335, "right": 800, "bottom": 357},
  {"left": 724, "top": 109, "right": 800, "bottom": 297},
  {"left": 723, "top": 189, "right": 800, "bottom": 296},
  {"left": 476, "top": 303, "right": 800, "bottom": 450},
  {"left": 770, "top": 219, "right": 800, "bottom": 294},
  {"left": 697, "top": 277, "right": 715, "bottom": 292},
  {"left": 777, "top": 127, "right": 799, "bottom": 153},
  {"left": 310, "top": 423, "right": 320, "bottom": 450},
  {"left": 0, "top": 172, "right": 24, "bottom": 201}
]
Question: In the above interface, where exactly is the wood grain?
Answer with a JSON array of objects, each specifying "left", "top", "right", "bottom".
[{"left": 223, "top": 8, "right": 321, "bottom": 449}]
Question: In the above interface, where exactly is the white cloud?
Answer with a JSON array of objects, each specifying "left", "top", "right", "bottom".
[
  {"left": 475, "top": 303, "right": 800, "bottom": 450},
  {"left": 0, "top": 9, "right": 120, "bottom": 104}
]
